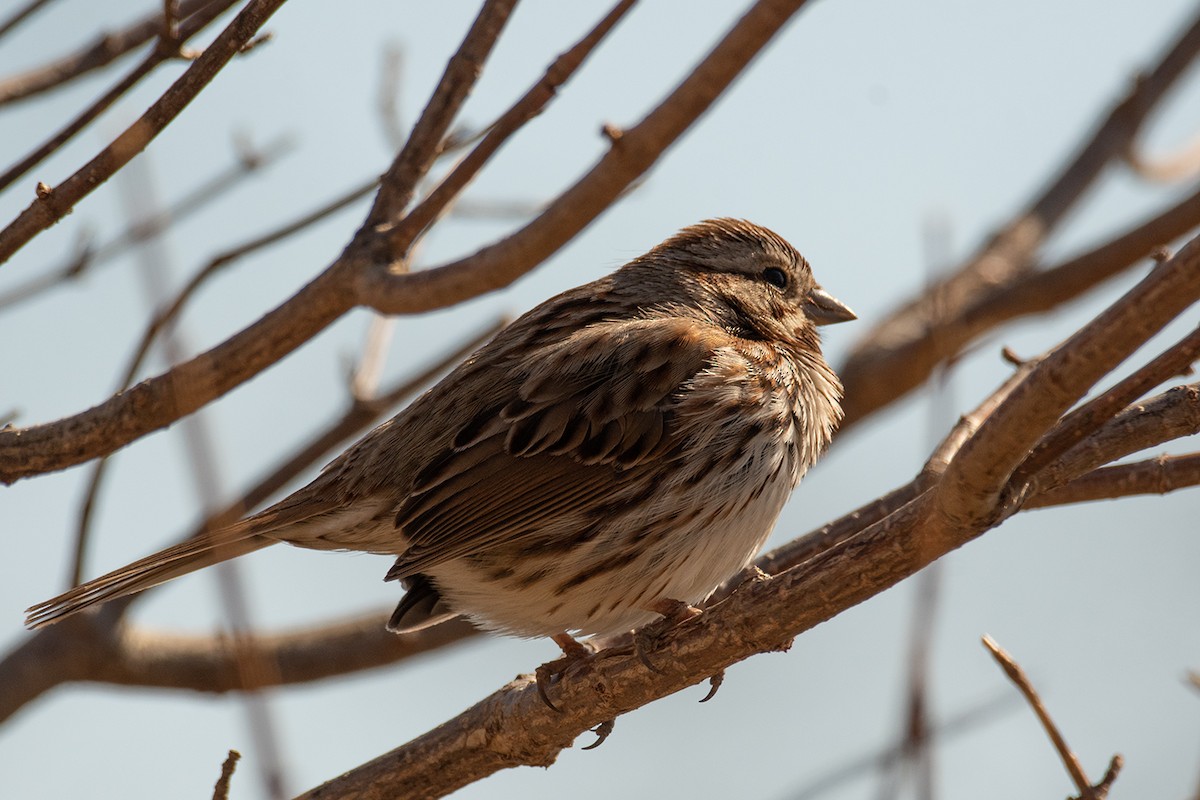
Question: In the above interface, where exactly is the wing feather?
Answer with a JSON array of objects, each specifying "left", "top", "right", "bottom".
[{"left": 386, "top": 318, "right": 724, "bottom": 580}]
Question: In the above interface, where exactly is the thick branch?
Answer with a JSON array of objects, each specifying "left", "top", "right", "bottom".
[
  {"left": 296, "top": 349, "right": 1200, "bottom": 796},
  {"left": 0, "top": 135, "right": 295, "bottom": 313},
  {"left": 292, "top": 494, "right": 940, "bottom": 799}
]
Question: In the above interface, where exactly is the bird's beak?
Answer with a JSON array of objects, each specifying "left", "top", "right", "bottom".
[{"left": 805, "top": 287, "right": 856, "bottom": 326}]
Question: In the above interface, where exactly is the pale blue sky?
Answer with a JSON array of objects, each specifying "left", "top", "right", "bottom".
[{"left": 2, "top": 2, "right": 1198, "bottom": 798}]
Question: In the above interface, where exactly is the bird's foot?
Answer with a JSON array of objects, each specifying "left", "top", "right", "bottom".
[
  {"left": 634, "top": 598, "right": 703, "bottom": 674},
  {"left": 535, "top": 632, "right": 596, "bottom": 712}
]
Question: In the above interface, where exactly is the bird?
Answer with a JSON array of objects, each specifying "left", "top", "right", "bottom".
[{"left": 26, "top": 218, "right": 854, "bottom": 666}]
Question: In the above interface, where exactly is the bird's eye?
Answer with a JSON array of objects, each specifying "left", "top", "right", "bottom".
[{"left": 762, "top": 267, "right": 788, "bottom": 289}]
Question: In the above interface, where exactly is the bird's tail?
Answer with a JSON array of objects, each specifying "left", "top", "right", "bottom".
[{"left": 25, "top": 521, "right": 272, "bottom": 629}]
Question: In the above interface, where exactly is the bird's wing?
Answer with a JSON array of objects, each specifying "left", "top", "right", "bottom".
[{"left": 386, "top": 317, "right": 722, "bottom": 579}]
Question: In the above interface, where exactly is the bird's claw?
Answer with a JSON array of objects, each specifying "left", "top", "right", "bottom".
[
  {"left": 535, "top": 633, "right": 596, "bottom": 712},
  {"left": 699, "top": 670, "right": 725, "bottom": 703},
  {"left": 634, "top": 598, "right": 703, "bottom": 674},
  {"left": 634, "top": 626, "right": 665, "bottom": 674},
  {"left": 581, "top": 719, "right": 615, "bottom": 750}
]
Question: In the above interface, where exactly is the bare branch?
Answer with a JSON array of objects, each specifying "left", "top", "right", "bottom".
[
  {"left": 1031, "top": 383, "right": 1200, "bottom": 494},
  {"left": 359, "top": 0, "right": 518, "bottom": 235},
  {"left": 841, "top": 182, "right": 1200, "bottom": 434},
  {"left": 116, "top": 174, "right": 377, "bottom": 381},
  {"left": 2, "top": 357, "right": 1190, "bottom": 735},
  {"left": 99, "top": 614, "right": 476, "bottom": 694},
  {"left": 357, "top": 0, "right": 815, "bottom": 313},
  {"left": 377, "top": 43, "right": 407, "bottom": 151},
  {"left": 788, "top": 693, "right": 1016, "bottom": 800},
  {"left": 117, "top": 315, "right": 507, "bottom": 593},
  {"left": 982, "top": 636, "right": 1123, "bottom": 800},
  {"left": 384, "top": 0, "right": 638, "bottom": 254},
  {"left": 1010, "top": 323, "right": 1200, "bottom": 488},
  {"left": 0, "top": 0, "right": 289, "bottom": 266},
  {"left": 0, "top": 320, "right": 505, "bottom": 720},
  {"left": 0, "top": 263, "right": 355, "bottom": 484},
  {"left": 1025, "top": 452, "right": 1200, "bottom": 507}
]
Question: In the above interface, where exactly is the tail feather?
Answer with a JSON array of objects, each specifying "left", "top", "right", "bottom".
[{"left": 25, "top": 523, "right": 271, "bottom": 629}]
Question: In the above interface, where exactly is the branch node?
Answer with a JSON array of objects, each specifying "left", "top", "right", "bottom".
[
  {"left": 1091, "top": 754, "right": 1124, "bottom": 799},
  {"left": 211, "top": 749, "right": 242, "bottom": 800},
  {"left": 601, "top": 122, "right": 624, "bottom": 143},
  {"left": 239, "top": 32, "right": 273, "bottom": 55}
]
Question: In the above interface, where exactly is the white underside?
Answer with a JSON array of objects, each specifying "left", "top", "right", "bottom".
[{"left": 427, "top": 458, "right": 796, "bottom": 638}]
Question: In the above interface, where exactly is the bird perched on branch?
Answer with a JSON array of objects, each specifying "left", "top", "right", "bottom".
[{"left": 28, "top": 218, "right": 853, "bottom": 683}]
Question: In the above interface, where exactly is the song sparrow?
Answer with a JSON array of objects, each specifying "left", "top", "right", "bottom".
[{"left": 27, "top": 218, "right": 853, "bottom": 646}]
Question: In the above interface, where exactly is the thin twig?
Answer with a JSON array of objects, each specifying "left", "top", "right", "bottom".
[
  {"left": 1031, "top": 383, "right": 1200, "bottom": 493},
  {"left": 117, "top": 174, "right": 377, "bottom": 379},
  {"left": 952, "top": 183, "right": 1200, "bottom": 355},
  {"left": 384, "top": 0, "right": 638, "bottom": 254},
  {"left": 377, "top": 42, "right": 407, "bottom": 151},
  {"left": 0, "top": 319, "right": 506, "bottom": 722},
  {"left": 117, "top": 154, "right": 291, "bottom": 798},
  {"left": 981, "top": 636, "right": 1122, "bottom": 800},
  {"left": 841, "top": 181, "right": 1200, "bottom": 437},
  {"left": 162, "top": 0, "right": 181, "bottom": 43},
  {"left": 72, "top": 308, "right": 502, "bottom": 597},
  {"left": 356, "top": 0, "right": 816, "bottom": 314},
  {"left": 786, "top": 693, "right": 1017, "bottom": 800},
  {"left": 1025, "top": 452, "right": 1200, "bottom": 507},
  {"left": 0, "top": 0, "right": 55, "bottom": 40},
  {"left": 360, "top": 0, "right": 518, "bottom": 234}
]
